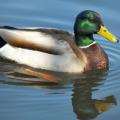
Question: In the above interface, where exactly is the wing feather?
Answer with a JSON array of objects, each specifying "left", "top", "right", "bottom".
[{"left": 0, "top": 26, "right": 73, "bottom": 55}]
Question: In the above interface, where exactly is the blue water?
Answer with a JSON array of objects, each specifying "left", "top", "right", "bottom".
[{"left": 0, "top": 0, "right": 120, "bottom": 120}]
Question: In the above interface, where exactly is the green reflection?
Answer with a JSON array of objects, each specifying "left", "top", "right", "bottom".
[{"left": 72, "top": 71, "right": 117, "bottom": 120}]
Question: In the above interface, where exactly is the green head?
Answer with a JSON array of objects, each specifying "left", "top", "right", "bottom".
[{"left": 74, "top": 10, "right": 119, "bottom": 47}]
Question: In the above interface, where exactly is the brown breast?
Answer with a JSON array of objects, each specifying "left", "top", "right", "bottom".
[{"left": 81, "top": 43, "right": 109, "bottom": 72}]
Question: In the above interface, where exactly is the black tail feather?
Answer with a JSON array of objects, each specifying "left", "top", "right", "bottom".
[
  {"left": 0, "top": 36, "right": 6, "bottom": 48},
  {"left": 0, "top": 26, "right": 17, "bottom": 30}
]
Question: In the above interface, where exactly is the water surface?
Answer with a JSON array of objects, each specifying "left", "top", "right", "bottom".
[{"left": 0, "top": 0, "right": 120, "bottom": 120}]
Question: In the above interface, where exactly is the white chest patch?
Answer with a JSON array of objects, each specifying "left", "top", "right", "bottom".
[{"left": 79, "top": 41, "right": 97, "bottom": 48}]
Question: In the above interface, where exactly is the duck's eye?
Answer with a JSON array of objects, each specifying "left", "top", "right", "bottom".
[
  {"left": 89, "top": 18, "right": 94, "bottom": 22},
  {"left": 89, "top": 18, "right": 97, "bottom": 23}
]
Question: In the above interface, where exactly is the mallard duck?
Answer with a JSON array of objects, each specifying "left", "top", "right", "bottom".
[{"left": 0, "top": 10, "right": 119, "bottom": 73}]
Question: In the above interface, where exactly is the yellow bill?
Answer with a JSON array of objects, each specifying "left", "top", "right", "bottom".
[{"left": 98, "top": 26, "right": 119, "bottom": 43}]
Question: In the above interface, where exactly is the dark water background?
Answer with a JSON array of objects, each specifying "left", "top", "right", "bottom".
[{"left": 0, "top": 0, "right": 120, "bottom": 120}]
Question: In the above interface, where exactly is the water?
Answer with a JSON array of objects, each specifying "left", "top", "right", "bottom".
[{"left": 0, "top": 0, "right": 120, "bottom": 120}]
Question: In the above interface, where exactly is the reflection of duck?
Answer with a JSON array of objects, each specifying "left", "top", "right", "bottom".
[
  {"left": 0, "top": 10, "right": 119, "bottom": 73},
  {"left": 0, "top": 63, "right": 117, "bottom": 119},
  {"left": 72, "top": 71, "right": 117, "bottom": 120},
  {"left": 3, "top": 66, "right": 61, "bottom": 85}
]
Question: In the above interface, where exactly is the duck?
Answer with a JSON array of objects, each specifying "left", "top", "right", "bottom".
[{"left": 0, "top": 10, "right": 119, "bottom": 73}]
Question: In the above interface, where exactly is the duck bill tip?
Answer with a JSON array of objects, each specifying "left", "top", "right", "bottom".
[{"left": 97, "top": 25, "right": 119, "bottom": 44}]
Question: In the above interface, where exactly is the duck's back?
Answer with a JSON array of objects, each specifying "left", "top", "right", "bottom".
[{"left": 0, "top": 26, "right": 75, "bottom": 54}]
